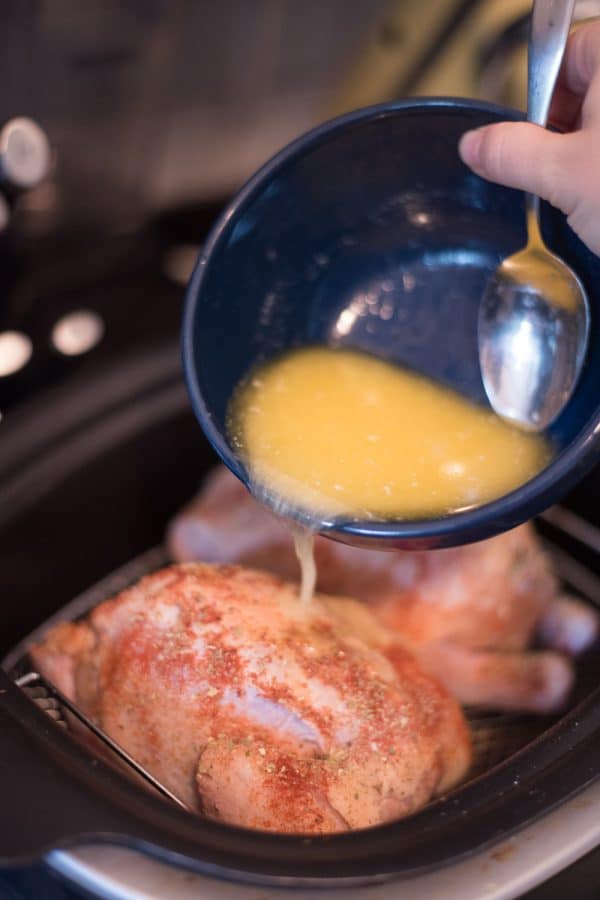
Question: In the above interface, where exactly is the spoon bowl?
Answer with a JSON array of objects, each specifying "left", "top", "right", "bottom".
[{"left": 479, "top": 227, "right": 590, "bottom": 431}]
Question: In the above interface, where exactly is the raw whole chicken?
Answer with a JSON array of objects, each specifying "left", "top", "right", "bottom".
[
  {"left": 168, "top": 466, "right": 598, "bottom": 714},
  {"left": 31, "top": 563, "right": 471, "bottom": 834}
]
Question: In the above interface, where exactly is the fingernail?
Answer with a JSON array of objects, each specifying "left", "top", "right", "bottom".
[{"left": 459, "top": 128, "right": 484, "bottom": 168}]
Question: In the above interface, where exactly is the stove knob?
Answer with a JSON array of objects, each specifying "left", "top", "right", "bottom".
[{"left": 0, "top": 117, "right": 51, "bottom": 192}]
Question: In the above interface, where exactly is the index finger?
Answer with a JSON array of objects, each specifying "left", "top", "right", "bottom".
[
  {"left": 556, "top": 19, "right": 600, "bottom": 97},
  {"left": 548, "top": 20, "right": 600, "bottom": 132}
]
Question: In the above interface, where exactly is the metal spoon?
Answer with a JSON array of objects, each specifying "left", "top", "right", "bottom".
[{"left": 478, "top": 0, "right": 590, "bottom": 432}]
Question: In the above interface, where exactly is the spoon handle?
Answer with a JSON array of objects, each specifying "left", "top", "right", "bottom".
[
  {"left": 526, "top": 0, "right": 576, "bottom": 240},
  {"left": 528, "top": 0, "right": 576, "bottom": 127}
]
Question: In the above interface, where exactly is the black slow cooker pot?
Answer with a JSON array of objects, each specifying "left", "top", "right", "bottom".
[{"left": 0, "top": 339, "right": 598, "bottom": 896}]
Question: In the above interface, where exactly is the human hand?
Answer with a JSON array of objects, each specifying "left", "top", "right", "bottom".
[{"left": 459, "top": 20, "right": 600, "bottom": 256}]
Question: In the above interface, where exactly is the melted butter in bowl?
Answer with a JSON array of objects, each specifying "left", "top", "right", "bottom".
[{"left": 227, "top": 346, "right": 552, "bottom": 527}]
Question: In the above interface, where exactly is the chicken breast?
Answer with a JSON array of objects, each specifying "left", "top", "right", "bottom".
[
  {"left": 168, "top": 466, "right": 598, "bottom": 713},
  {"left": 31, "top": 563, "right": 471, "bottom": 834}
]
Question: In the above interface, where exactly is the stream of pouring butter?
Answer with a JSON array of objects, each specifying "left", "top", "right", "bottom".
[
  {"left": 245, "top": 480, "right": 319, "bottom": 603},
  {"left": 291, "top": 524, "right": 316, "bottom": 604}
]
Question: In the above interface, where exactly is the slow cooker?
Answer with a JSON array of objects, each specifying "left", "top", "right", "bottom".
[{"left": 0, "top": 330, "right": 598, "bottom": 898}]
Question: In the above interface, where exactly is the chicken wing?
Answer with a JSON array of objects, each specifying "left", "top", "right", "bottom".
[
  {"left": 31, "top": 563, "right": 471, "bottom": 834},
  {"left": 168, "top": 466, "right": 598, "bottom": 713}
]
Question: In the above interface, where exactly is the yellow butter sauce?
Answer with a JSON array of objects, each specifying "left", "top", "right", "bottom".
[
  {"left": 291, "top": 525, "right": 316, "bottom": 605},
  {"left": 228, "top": 345, "right": 551, "bottom": 524}
]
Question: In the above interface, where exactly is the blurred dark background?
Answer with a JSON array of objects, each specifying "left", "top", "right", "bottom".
[{"left": 7, "top": 0, "right": 598, "bottom": 418}]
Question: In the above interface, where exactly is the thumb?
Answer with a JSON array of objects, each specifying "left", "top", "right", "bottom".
[{"left": 459, "top": 122, "right": 577, "bottom": 216}]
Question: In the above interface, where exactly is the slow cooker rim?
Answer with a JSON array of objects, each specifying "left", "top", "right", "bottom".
[{"left": 1, "top": 662, "right": 599, "bottom": 882}]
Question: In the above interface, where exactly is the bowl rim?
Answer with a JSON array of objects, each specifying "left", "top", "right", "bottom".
[{"left": 182, "top": 96, "right": 600, "bottom": 547}]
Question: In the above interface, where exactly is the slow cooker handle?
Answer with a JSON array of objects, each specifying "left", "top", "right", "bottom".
[{"left": 0, "top": 668, "right": 156, "bottom": 864}]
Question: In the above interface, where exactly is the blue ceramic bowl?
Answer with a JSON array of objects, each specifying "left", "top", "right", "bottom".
[{"left": 183, "top": 98, "right": 600, "bottom": 549}]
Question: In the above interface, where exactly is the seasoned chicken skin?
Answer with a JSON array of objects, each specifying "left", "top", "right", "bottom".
[
  {"left": 168, "top": 466, "right": 598, "bottom": 714},
  {"left": 31, "top": 563, "right": 471, "bottom": 834}
]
